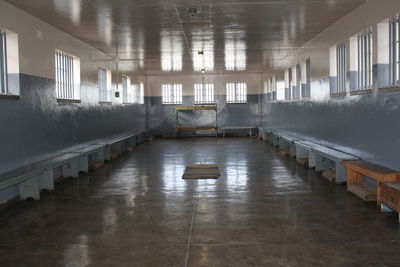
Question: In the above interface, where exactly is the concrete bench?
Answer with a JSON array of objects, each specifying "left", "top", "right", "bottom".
[
  {"left": 0, "top": 152, "right": 81, "bottom": 201},
  {"left": 0, "top": 132, "right": 145, "bottom": 203},
  {"left": 278, "top": 133, "right": 304, "bottom": 158},
  {"left": 94, "top": 132, "right": 144, "bottom": 161},
  {"left": 312, "top": 146, "right": 359, "bottom": 184},
  {"left": 345, "top": 160, "right": 400, "bottom": 203},
  {"left": 271, "top": 131, "right": 283, "bottom": 147},
  {"left": 293, "top": 140, "right": 320, "bottom": 168},
  {"left": 220, "top": 126, "right": 257, "bottom": 137},
  {"left": 61, "top": 144, "right": 106, "bottom": 173}
]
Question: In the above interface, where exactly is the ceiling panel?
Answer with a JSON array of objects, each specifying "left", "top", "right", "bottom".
[{"left": 6, "top": 0, "right": 366, "bottom": 75}]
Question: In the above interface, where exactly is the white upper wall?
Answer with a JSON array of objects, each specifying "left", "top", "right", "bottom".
[
  {"left": 277, "top": 0, "right": 400, "bottom": 81},
  {"left": 146, "top": 73, "right": 262, "bottom": 97}
]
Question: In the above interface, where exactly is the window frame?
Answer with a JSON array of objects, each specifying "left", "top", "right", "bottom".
[
  {"left": 390, "top": 15, "right": 400, "bottom": 85},
  {"left": 336, "top": 42, "right": 347, "bottom": 93},
  {"left": 122, "top": 75, "right": 135, "bottom": 104},
  {"left": 98, "top": 68, "right": 111, "bottom": 103},
  {"left": 55, "top": 50, "right": 78, "bottom": 101},
  {"left": 0, "top": 31, "right": 8, "bottom": 95},
  {"left": 194, "top": 82, "right": 215, "bottom": 105},
  {"left": 226, "top": 82, "right": 247, "bottom": 104},
  {"left": 357, "top": 29, "right": 373, "bottom": 90},
  {"left": 162, "top": 83, "right": 182, "bottom": 105}
]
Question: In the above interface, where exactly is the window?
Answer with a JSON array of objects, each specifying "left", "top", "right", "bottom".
[
  {"left": 55, "top": 50, "right": 79, "bottom": 100},
  {"left": 293, "top": 64, "right": 301, "bottom": 99},
  {"left": 285, "top": 68, "right": 292, "bottom": 100},
  {"left": 98, "top": 68, "right": 111, "bottom": 102},
  {"left": 358, "top": 30, "right": 373, "bottom": 90},
  {"left": 131, "top": 82, "right": 145, "bottom": 104},
  {"left": 226, "top": 82, "right": 247, "bottom": 103},
  {"left": 0, "top": 31, "right": 8, "bottom": 94},
  {"left": 194, "top": 83, "right": 214, "bottom": 104},
  {"left": 302, "top": 59, "right": 311, "bottom": 98},
  {"left": 390, "top": 15, "right": 400, "bottom": 85},
  {"left": 122, "top": 76, "right": 135, "bottom": 104},
  {"left": 336, "top": 43, "right": 347, "bottom": 93},
  {"left": 265, "top": 78, "right": 276, "bottom": 101},
  {"left": 162, "top": 83, "right": 182, "bottom": 104},
  {"left": 138, "top": 82, "right": 144, "bottom": 104}
]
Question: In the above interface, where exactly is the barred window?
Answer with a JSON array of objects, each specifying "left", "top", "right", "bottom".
[
  {"left": 0, "top": 31, "right": 8, "bottom": 94},
  {"left": 55, "top": 50, "right": 78, "bottom": 100},
  {"left": 162, "top": 83, "right": 182, "bottom": 104},
  {"left": 138, "top": 82, "right": 144, "bottom": 104},
  {"left": 358, "top": 30, "right": 373, "bottom": 90},
  {"left": 194, "top": 83, "right": 214, "bottom": 104},
  {"left": 98, "top": 68, "right": 111, "bottom": 102},
  {"left": 226, "top": 82, "right": 247, "bottom": 103},
  {"left": 122, "top": 76, "right": 135, "bottom": 104},
  {"left": 336, "top": 43, "right": 347, "bottom": 93},
  {"left": 390, "top": 15, "right": 400, "bottom": 85}
]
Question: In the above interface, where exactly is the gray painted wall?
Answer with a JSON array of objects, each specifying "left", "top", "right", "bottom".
[
  {"left": 147, "top": 95, "right": 261, "bottom": 136},
  {"left": 0, "top": 73, "right": 147, "bottom": 174},
  {"left": 262, "top": 82, "right": 400, "bottom": 170}
]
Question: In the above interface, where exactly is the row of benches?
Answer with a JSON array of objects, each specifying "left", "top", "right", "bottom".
[
  {"left": 0, "top": 131, "right": 146, "bottom": 203},
  {"left": 259, "top": 127, "right": 400, "bottom": 223}
]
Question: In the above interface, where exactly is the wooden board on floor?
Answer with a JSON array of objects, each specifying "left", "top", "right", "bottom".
[
  {"left": 183, "top": 164, "right": 220, "bottom": 179},
  {"left": 348, "top": 184, "right": 377, "bottom": 201},
  {"left": 297, "top": 158, "right": 309, "bottom": 167},
  {"left": 322, "top": 169, "right": 336, "bottom": 183},
  {"left": 279, "top": 150, "right": 291, "bottom": 158}
]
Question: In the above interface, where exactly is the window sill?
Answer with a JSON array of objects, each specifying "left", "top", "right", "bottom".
[
  {"left": 379, "top": 86, "right": 400, "bottom": 93},
  {"left": 330, "top": 92, "right": 347, "bottom": 98},
  {"left": 0, "top": 94, "right": 20, "bottom": 100},
  {"left": 99, "top": 101, "right": 112, "bottom": 105},
  {"left": 162, "top": 104, "right": 182, "bottom": 106},
  {"left": 350, "top": 89, "right": 373, "bottom": 96},
  {"left": 226, "top": 102, "right": 248, "bottom": 105},
  {"left": 194, "top": 103, "right": 216, "bottom": 105},
  {"left": 57, "top": 98, "right": 81, "bottom": 104}
]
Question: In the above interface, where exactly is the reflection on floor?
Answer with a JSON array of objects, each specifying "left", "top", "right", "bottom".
[{"left": 0, "top": 138, "right": 399, "bottom": 266}]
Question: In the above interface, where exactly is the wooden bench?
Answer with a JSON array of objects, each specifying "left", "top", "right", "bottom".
[
  {"left": 344, "top": 161, "right": 400, "bottom": 203},
  {"left": 312, "top": 146, "right": 359, "bottom": 184},
  {"left": 220, "top": 126, "right": 257, "bottom": 137},
  {"left": 378, "top": 182, "right": 400, "bottom": 223}
]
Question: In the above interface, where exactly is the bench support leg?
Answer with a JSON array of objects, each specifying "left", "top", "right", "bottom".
[
  {"left": 104, "top": 146, "right": 111, "bottom": 161},
  {"left": 38, "top": 169, "right": 54, "bottom": 191},
  {"left": 77, "top": 155, "right": 89, "bottom": 173},
  {"left": 315, "top": 155, "right": 335, "bottom": 173},
  {"left": 63, "top": 159, "right": 79, "bottom": 178},
  {"left": 309, "top": 152, "right": 316, "bottom": 169},
  {"left": 19, "top": 176, "right": 40, "bottom": 200},
  {"left": 335, "top": 162, "right": 347, "bottom": 184},
  {"left": 290, "top": 144, "right": 296, "bottom": 158}
]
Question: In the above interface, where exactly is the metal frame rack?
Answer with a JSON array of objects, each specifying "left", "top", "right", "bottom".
[{"left": 174, "top": 105, "right": 218, "bottom": 137}]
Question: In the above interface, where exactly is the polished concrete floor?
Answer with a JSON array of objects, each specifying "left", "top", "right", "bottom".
[{"left": 1, "top": 138, "right": 400, "bottom": 267}]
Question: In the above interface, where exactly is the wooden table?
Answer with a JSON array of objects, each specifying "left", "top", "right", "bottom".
[{"left": 344, "top": 160, "right": 400, "bottom": 203}]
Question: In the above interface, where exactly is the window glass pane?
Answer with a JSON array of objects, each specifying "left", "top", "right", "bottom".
[
  {"left": 194, "top": 83, "right": 214, "bottom": 104},
  {"left": 226, "top": 82, "right": 247, "bottom": 103},
  {"left": 55, "top": 50, "right": 76, "bottom": 99},
  {"left": 162, "top": 83, "right": 182, "bottom": 104}
]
